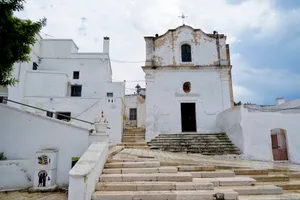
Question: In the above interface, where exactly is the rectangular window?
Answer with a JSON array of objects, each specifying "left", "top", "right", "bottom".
[
  {"left": 56, "top": 112, "right": 71, "bottom": 122},
  {"left": 33, "top": 62, "right": 38, "bottom": 70},
  {"left": 107, "top": 92, "right": 113, "bottom": 97},
  {"left": 0, "top": 96, "right": 7, "bottom": 104},
  {"left": 73, "top": 71, "right": 80, "bottom": 79},
  {"left": 71, "top": 85, "right": 82, "bottom": 97},
  {"left": 46, "top": 111, "right": 53, "bottom": 118},
  {"left": 129, "top": 108, "right": 137, "bottom": 120}
]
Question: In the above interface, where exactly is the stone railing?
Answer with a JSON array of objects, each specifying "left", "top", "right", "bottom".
[{"left": 68, "top": 142, "right": 108, "bottom": 200}]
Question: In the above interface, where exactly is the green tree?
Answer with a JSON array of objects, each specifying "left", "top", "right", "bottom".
[
  {"left": 0, "top": 152, "right": 7, "bottom": 160},
  {"left": 234, "top": 101, "right": 242, "bottom": 106},
  {"left": 0, "top": 0, "right": 46, "bottom": 86}
]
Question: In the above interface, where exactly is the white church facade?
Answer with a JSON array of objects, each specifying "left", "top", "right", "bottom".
[
  {"left": 142, "top": 25, "right": 234, "bottom": 141},
  {"left": 6, "top": 35, "right": 125, "bottom": 143}
]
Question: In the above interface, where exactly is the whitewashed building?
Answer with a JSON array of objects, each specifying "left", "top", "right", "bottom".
[
  {"left": 217, "top": 97, "right": 300, "bottom": 164},
  {"left": 7, "top": 35, "right": 125, "bottom": 143},
  {"left": 124, "top": 85, "right": 146, "bottom": 128},
  {"left": 142, "top": 25, "right": 233, "bottom": 141}
]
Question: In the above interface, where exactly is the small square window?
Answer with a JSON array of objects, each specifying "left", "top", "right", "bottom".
[
  {"left": 33, "top": 62, "right": 38, "bottom": 70},
  {"left": 73, "top": 71, "right": 80, "bottom": 79},
  {"left": 56, "top": 112, "right": 71, "bottom": 121},
  {"left": 46, "top": 111, "right": 53, "bottom": 118},
  {"left": 107, "top": 92, "right": 113, "bottom": 97},
  {"left": 71, "top": 85, "right": 82, "bottom": 97}
]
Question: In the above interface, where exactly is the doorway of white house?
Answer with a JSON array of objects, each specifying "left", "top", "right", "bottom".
[{"left": 271, "top": 128, "right": 289, "bottom": 161}]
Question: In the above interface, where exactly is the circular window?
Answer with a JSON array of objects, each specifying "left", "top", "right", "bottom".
[{"left": 183, "top": 82, "right": 191, "bottom": 93}]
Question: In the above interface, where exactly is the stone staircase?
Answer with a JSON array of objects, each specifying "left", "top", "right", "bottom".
[
  {"left": 91, "top": 157, "right": 300, "bottom": 200},
  {"left": 120, "top": 127, "right": 148, "bottom": 149},
  {"left": 148, "top": 133, "right": 240, "bottom": 155}
]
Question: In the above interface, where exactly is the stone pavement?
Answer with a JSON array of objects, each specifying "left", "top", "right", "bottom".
[
  {"left": 114, "top": 148, "right": 300, "bottom": 171},
  {"left": 0, "top": 192, "right": 67, "bottom": 200}
]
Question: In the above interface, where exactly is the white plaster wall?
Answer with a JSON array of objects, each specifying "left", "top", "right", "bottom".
[
  {"left": 68, "top": 142, "right": 108, "bottom": 200},
  {"left": 217, "top": 106, "right": 300, "bottom": 164},
  {"left": 150, "top": 26, "right": 228, "bottom": 66},
  {"left": 40, "top": 40, "right": 78, "bottom": 58},
  {"left": 137, "top": 98, "right": 146, "bottom": 128},
  {"left": 241, "top": 107, "right": 300, "bottom": 164},
  {"left": 24, "top": 71, "right": 68, "bottom": 97},
  {"left": 0, "top": 160, "right": 31, "bottom": 190},
  {"left": 0, "top": 104, "right": 91, "bottom": 186},
  {"left": 216, "top": 106, "right": 244, "bottom": 152},
  {"left": 125, "top": 95, "right": 146, "bottom": 128},
  {"left": 144, "top": 68, "right": 231, "bottom": 141},
  {"left": 23, "top": 97, "right": 124, "bottom": 143}
]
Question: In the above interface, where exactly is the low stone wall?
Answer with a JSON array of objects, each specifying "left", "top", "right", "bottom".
[
  {"left": 68, "top": 142, "right": 108, "bottom": 200},
  {"left": 0, "top": 160, "right": 31, "bottom": 190}
]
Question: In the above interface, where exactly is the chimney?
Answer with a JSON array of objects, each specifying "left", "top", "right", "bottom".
[
  {"left": 276, "top": 97, "right": 285, "bottom": 105},
  {"left": 103, "top": 36, "right": 110, "bottom": 53}
]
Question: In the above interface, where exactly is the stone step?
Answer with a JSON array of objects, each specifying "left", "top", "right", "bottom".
[
  {"left": 249, "top": 174, "right": 289, "bottom": 182},
  {"left": 96, "top": 181, "right": 214, "bottom": 191},
  {"left": 216, "top": 185, "right": 283, "bottom": 195},
  {"left": 119, "top": 142, "right": 147, "bottom": 146},
  {"left": 103, "top": 167, "right": 178, "bottom": 174},
  {"left": 274, "top": 181, "right": 300, "bottom": 190},
  {"left": 158, "top": 133, "right": 227, "bottom": 137},
  {"left": 105, "top": 161, "right": 160, "bottom": 168},
  {"left": 234, "top": 169, "right": 269, "bottom": 175},
  {"left": 148, "top": 144, "right": 236, "bottom": 148},
  {"left": 107, "top": 158, "right": 157, "bottom": 163},
  {"left": 239, "top": 194, "right": 300, "bottom": 200},
  {"left": 190, "top": 170, "right": 235, "bottom": 178},
  {"left": 178, "top": 165, "right": 216, "bottom": 172},
  {"left": 151, "top": 138, "right": 231, "bottom": 142},
  {"left": 92, "top": 190, "right": 238, "bottom": 200},
  {"left": 194, "top": 177, "right": 256, "bottom": 186},
  {"left": 99, "top": 173, "right": 193, "bottom": 182}
]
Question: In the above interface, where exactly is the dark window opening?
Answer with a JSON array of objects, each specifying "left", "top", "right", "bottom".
[
  {"left": 71, "top": 85, "right": 82, "bottom": 97},
  {"left": 73, "top": 71, "right": 80, "bottom": 79},
  {"left": 129, "top": 108, "right": 137, "bottom": 120},
  {"left": 0, "top": 97, "right": 7, "bottom": 104},
  {"left": 56, "top": 112, "right": 71, "bottom": 121},
  {"left": 183, "top": 82, "right": 191, "bottom": 93},
  {"left": 181, "top": 44, "right": 191, "bottom": 62},
  {"left": 107, "top": 92, "right": 113, "bottom": 97},
  {"left": 46, "top": 111, "right": 53, "bottom": 118},
  {"left": 33, "top": 62, "right": 38, "bottom": 70}
]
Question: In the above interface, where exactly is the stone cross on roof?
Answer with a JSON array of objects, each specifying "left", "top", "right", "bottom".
[{"left": 178, "top": 13, "right": 188, "bottom": 25}]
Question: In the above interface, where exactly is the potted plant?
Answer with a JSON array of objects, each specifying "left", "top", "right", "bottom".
[{"left": 94, "top": 111, "right": 108, "bottom": 133}]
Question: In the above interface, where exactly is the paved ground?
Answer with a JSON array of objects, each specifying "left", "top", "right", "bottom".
[
  {"left": 0, "top": 192, "right": 67, "bottom": 200},
  {"left": 113, "top": 148, "right": 300, "bottom": 171}
]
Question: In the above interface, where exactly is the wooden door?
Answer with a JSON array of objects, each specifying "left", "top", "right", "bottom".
[{"left": 271, "top": 133, "right": 288, "bottom": 161}]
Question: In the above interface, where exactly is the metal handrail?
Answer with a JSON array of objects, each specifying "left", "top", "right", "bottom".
[{"left": 4, "top": 99, "right": 94, "bottom": 125}]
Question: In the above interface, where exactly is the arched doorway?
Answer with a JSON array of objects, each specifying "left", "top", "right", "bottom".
[{"left": 271, "top": 128, "right": 288, "bottom": 161}]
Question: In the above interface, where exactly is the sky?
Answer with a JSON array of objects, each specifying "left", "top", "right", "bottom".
[{"left": 15, "top": 0, "right": 300, "bottom": 105}]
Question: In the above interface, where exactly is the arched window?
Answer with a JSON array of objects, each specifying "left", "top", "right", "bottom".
[{"left": 181, "top": 44, "right": 191, "bottom": 62}]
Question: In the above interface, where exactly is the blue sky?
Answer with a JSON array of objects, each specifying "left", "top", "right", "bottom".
[{"left": 16, "top": 0, "right": 300, "bottom": 105}]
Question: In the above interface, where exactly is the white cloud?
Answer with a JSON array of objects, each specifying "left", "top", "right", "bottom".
[{"left": 15, "top": 0, "right": 298, "bottom": 96}]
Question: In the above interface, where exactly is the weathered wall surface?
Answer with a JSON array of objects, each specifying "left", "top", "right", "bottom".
[
  {"left": 217, "top": 106, "right": 300, "bottom": 164},
  {"left": 216, "top": 106, "right": 244, "bottom": 152},
  {"left": 145, "top": 26, "right": 228, "bottom": 67},
  {"left": 0, "top": 104, "right": 91, "bottom": 187},
  {"left": 0, "top": 160, "right": 31, "bottom": 190},
  {"left": 144, "top": 68, "right": 231, "bottom": 140}
]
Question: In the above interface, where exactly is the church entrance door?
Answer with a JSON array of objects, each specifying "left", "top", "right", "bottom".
[{"left": 181, "top": 103, "right": 197, "bottom": 132}]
